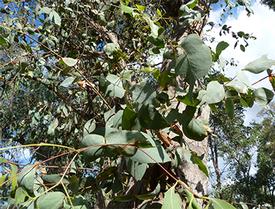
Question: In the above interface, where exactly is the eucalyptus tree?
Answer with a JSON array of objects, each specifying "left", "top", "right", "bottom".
[{"left": 0, "top": 0, "right": 274, "bottom": 209}]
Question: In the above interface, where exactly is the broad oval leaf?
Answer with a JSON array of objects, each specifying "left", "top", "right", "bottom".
[
  {"left": 210, "top": 198, "right": 236, "bottom": 209},
  {"left": 37, "top": 192, "right": 65, "bottom": 209},
  {"left": 176, "top": 34, "right": 212, "bottom": 84},
  {"left": 62, "top": 57, "right": 78, "bottom": 67},
  {"left": 106, "top": 74, "right": 125, "bottom": 98},
  {"left": 161, "top": 185, "right": 182, "bottom": 209},
  {"left": 60, "top": 76, "right": 75, "bottom": 88},
  {"left": 183, "top": 118, "right": 210, "bottom": 141},
  {"left": 81, "top": 134, "right": 105, "bottom": 157},
  {"left": 47, "top": 118, "right": 58, "bottom": 135},
  {"left": 18, "top": 165, "right": 36, "bottom": 193},
  {"left": 198, "top": 81, "right": 225, "bottom": 104},
  {"left": 254, "top": 87, "right": 274, "bottom": 106},
  {"left": 242, "top": 55, "right": 275, "bottom": 74},
  {"left": 213, "top": 41, "right": 229, "bottom": 62}
]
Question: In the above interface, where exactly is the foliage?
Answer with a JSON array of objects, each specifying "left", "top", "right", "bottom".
[
  {"left": 209, "top": 101, "right": 275, "bottom": 208},
  {"left": 0, "top": 0, "right": 274, "bottom": 208}
]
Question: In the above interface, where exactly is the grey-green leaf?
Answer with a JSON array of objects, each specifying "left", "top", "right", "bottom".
[
  {"left": 60, "top": 76, "right": 75, "bottom": 88},
  {"left": 176, "top": 34, "right": 212, "bottom": 84},
  {"left": 62, "top": 57, "right": 78, "bottom": 67},
  {"left": 106, "top": 74, "right": 125, "bottom": 98},
  {"left": 37, "top": 192, "right": 65, "bottom": 209},
  {"left": 243, "top": 55, "right": 275, "bottom": 74},
  {"left": 161, "top": 185, "right": 182, "bottom": 209},
  {"left": 18, "top": 165, "right": 36, "bottom": 193},
  {"left": 81, "top": 134, "right": 105, "bottom": 157},
  {"left": 254, "top": 87, "right": 274, "bottom": 106},
  {"left": 210, "top": 198, "right": 236, "bottom": 209},
  {"left": 198, "top": 81, "right": 225, "bottom": 104},
  {"left": 47, "top": 118, "right": 58, "bottom": 135}
]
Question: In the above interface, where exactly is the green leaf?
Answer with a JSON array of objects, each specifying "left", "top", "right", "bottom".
[
  {"left": 81, "top": 134, "right": 105, "bottom": 157},
  {"left": 183, "top": 118, "right": 210, "bottom": 141},
  {"left": 184, "top": 189, "right": 202, "bottom": 209},
  {"left": 60, "top": 76, "right": 75, "bottom": 88},
  {"left": 198, "top": 81, "right": 225, "bottom": 104},
  {"left": 15, "top": 187, "right": 28, "bottom": 205},
  {"left": 121, "top": 4, "right": 135, "bottom": 16},
  {"left": 242, "top": 55, "right": 275, "bottom": 74},
  {"left": 240, "top": 202, "right": 249, "bottom": 209},
  {"left": 176, "top": 34, "right": 212, "bottom": 85},
  {"left": 51, "top": 11, "right": 61, "bottom": 26},
  {"left": 210, "top": 198, "right": 236, "bottom": 209},
  {"left": 191, "top": 152, "right": 209, "bottom": 176},
  {"left": 162, "top": 184, "right": 182, "bottom": 209},
  {"left": 122, "top": 107, "right": 137, "bottom": 130},
  {"left": 42, "top": 174, "right": 69, "bottom": 185},
  {"left": 213, "top": 41, "right": 229, "bottom": 62},
  {"left": 226, "top": 71, "right": 251, "bottom": 94},
  {"left": 37, "top": 192, "right": 65, "bottom": 209},
  {"left": 225, "top": 98, "right": 234, "bottom": 118},
  {"left": 10, "top": 164, "right": 18, "bottom": 191},
  {"left": 47, "top": 118, "right": 58, "bottom": 135},
  {"left": 0, "top": 36, "right": 8, "bottom": 46},
  {"left": 62, "top": 57, "right": 78, "bottom": 67},
  {"left": 18, "top": 165, "right": 36, "bottom": 193},
  {"left": 254, "top": 87, "right": 274, "bottom": 106},
  {"left": 186, "top": 0, "right": 198, "bottom": 9},
  {"left": 106, "top": 74, "right": 125, "bottom": 98},
  {"left": 131, "top": 141, "right": 170, "bottom": 163},
  {"left": 83, "top": 119, "right": 96, "bottom": 136},
  {"left": 128, "top": 160, "right": 148, "bottom": 181}
]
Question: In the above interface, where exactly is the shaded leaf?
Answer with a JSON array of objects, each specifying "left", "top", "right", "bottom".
[
  {"left": 47, "top": 118, "right": 58, "bottom": 135},
  {"left": 191, "top": 152, "right": 209, "bottom": 176},
  {"left": 37, "top": 192, "right": 65, "bottom": 209},
  {"left": 254, "top": 87, "right": 274, "bottom": 106},
  {"left": 83, "top": 119, "right": 96, "bottom": 136},
  {"left": 214, "top": 41, "right": 229, "bottom": 62},
  {"left": 18, "top": 165, "right": 36, "bottom": 193}
]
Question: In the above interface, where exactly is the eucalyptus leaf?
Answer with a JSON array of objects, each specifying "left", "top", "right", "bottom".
[
  {"left": 37, "top": 192, "right": 65, "bottom": 209},
  {"left": 62, "top": 57, "right": 78, "bottom": 67},
  {"left": 106, "top": 74, "right": 125, "bottom": 98},
  {"left": 176, "top": 34, "right": 212, "bottom": 85},
  {"left": 18, "top": 165, "right": 36, "bottom": 193},
  {"left": 210, "top": 198, "right": 236, "bottom": 209},
  {"left": 198, "top": 81, "right": 225, "bottom": 104},
  {"left": 254, "top": 87, "right": 274, "bottom": 106},
  {"left": 162, "top": 185, "right": 182, "bottom": 209},
  {"left": 60, "top": 76, "right": 75, "bottom": 88},
  {"left": 243, "top": 55, "right": 275, "bottom": 74}
]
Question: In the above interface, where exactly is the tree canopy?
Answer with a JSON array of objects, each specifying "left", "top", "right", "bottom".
[{"left": 0, "top": 0, "right": 274, "bottom": 208}]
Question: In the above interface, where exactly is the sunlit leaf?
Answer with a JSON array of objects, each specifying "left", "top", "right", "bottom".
[
  {"left": 210, "top": 198, "right": 236, "bottom": 209},
  {"left": 162, "top": 184, "right": 182, "bottom": 209},
  {"left": 62, "top": 57, "right": 78, "bottom": 67},
  {"left": 198, "top": 81, "right": 225, "bottom": 104},
  {"left": 60, "top": 76, "right": 75, "bottom": 88},
  {"left": 175, "top": 34, "right": 212, "bottom": 85},
  {"left": 243, "top": 55, "right": 275, "bottom": 74}
]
